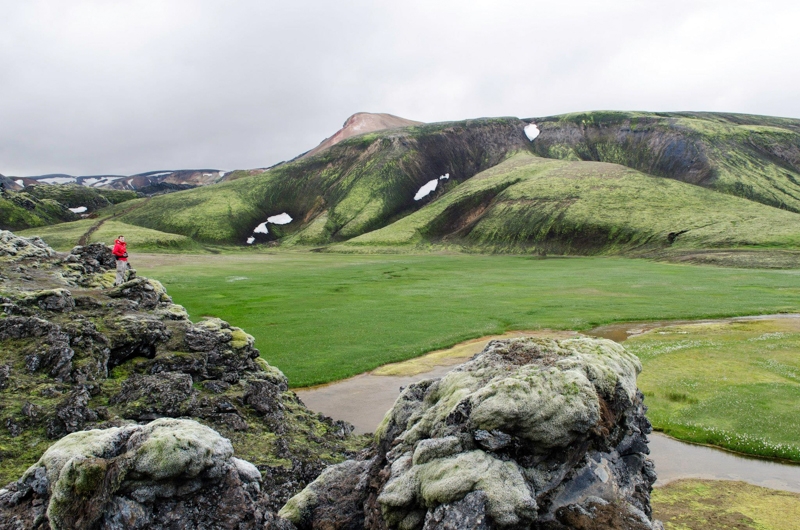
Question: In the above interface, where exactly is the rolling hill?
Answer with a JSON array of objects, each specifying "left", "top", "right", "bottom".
[
  {"left": 0, "top": 184, "right": 137, "bottom": 231},
  {"left": 16, "top": 111, "right": 800, "bottom": 259}
]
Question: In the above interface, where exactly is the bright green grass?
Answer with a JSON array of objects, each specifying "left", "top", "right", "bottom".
[
  {"left": 626, "top": 318, "right": 800, "bottom": 461},
  {"left": 18, "top": 219, "right": 96, "bottom": 250},
  {"left": 19, "top": 219, "right": 198, "bottom": 252},
  {"left": 90, "top": 221, "right": 197, "bottom": 251},
  {"left": 136, "top": 252, "right": 800, "bottom": 388}
]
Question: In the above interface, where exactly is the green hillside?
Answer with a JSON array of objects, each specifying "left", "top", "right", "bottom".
[
  {"left": 18, "top": 219, "right": 196, "bottom": 252},
  {"left": 0, "top": 184, "right": 137, "bottom": 231},
  {"left": 341, "top": 152, "right": 800, "bottom": 253},
  {"left": 114, "top": 118, "right": 531, "bottom": 244},
  {"left": 17, "top": 111, "right": 800, "bottom": 257},
  {"left": 0, "top": 191, "right": 77, "bottom": 231},
  {"left": 24, "top": 183, "right": 137, "bottom": 210},
  {"left": 531, "top": 111, "right": 800, "bottom": 212}
]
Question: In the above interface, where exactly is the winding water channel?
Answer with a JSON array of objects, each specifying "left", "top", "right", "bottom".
[{"left": 296, "top": 316, "right": 800, "bottom": 492}]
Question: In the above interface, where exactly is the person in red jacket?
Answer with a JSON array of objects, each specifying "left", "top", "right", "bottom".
[{"left": 112, "top": 235, "right": 129, "bottom": 285}]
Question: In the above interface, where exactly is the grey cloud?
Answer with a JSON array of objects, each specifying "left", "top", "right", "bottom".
[{"left": 1, "top": 0, "right": 799, "bottom": 176}]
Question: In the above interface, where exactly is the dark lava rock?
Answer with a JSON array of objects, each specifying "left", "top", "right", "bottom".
[
  {"left": 69, "top": 242, "right": 117, "bottom": 273},
  {"left": 110, "top": 372, "right": 196, "bottom": 420},
  {"left": 281, "top": 338, "right": 664, "bottom": 530}
]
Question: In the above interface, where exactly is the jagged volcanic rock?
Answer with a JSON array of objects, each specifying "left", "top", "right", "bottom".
[
  {"left": 280, "top": 338, "right": 662, "bottom": 530},
  {"left": 0, "top": 231, "right": 366, "bottom": 528}
]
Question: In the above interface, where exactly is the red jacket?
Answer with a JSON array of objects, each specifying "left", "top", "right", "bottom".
[{"left": 112, "top": 239, "right": 127, "bottom": 261}]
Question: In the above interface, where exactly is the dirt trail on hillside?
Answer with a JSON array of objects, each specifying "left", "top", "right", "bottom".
[{"left": 78, "top": 198, "right": 150, "bottom": 246}]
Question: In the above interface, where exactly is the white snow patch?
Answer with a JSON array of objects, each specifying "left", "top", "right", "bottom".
[
  {"left": 246, "top": 237, "right": 255, "bottom": 245},
  {"left": 524, "top": 123, "right": 540, "bottom": 141},
  {"left": 414, "top": 179, "right": 438, "bottom": 201},
  {"left": 69, "top": 206, "right": 88, "bottom": 213},
  {"left": 253, "top": 222, "right": 269, "bottom": 234},
  {"left": 203, "top": 173, "right": 212, "bottom": 177},
  {"left": 439, "top": 173, "right": 450, "bottom": 180},
  {"left": 14, "top": 180, "right": 24, "bottom": 187},
  {"left": 219, "top": 171, "right": 227, "bottom": 177},
  {"left": 146, "top": 172, "right": 173, "bottom": 178},
  {"left": 39, "top": 177, "right": 76, "bottom": 184},
  {"left": 267, "top": 212, "right": 292, "bottom": 224},
  {"left": 82, "top": 176, "right": 123, "bottom": 187}
]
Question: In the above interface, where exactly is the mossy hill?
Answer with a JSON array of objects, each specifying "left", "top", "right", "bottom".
[
  {"left": 532, "top": 111, "right": 800, "bottom": 212},
  {"left": 0, "top": 184, "right": 137, "bottom": 231},
  {"left": 19, "top": 111, "right": 800, "bottom": 257},
  {"left": 112, "top": 118, "right": 530, "bottom": 245}
]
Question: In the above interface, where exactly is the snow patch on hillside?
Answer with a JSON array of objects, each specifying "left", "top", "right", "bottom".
[
  {"left": 40, "top": 177, "right": 76, "bottom": 184},
  {"left": 524, "top": 123, "right": 540, "bottom": 141},
  {"left": 253, "top": 223, "right": 269, "bottom": 234},
  {"left": 439, "top": 173, "right": 450, "bottom": 180},
  {"left": 267, "top": 213, "right": 292, "bottom": 224},
  {"left": 69, "top": 206, "right": 87, "bottom": 213},
  {"left": 414, "top": 179, "right": 438, "bottom": 200}
]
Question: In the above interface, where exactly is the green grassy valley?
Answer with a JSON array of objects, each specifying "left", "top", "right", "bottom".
[{"left": 136, "top": 253, "right": 800, "bottom": 388}]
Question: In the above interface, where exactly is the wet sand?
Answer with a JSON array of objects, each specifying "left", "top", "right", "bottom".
[{"left": 587, "top": 313, "right": 800, "bottom": 343}]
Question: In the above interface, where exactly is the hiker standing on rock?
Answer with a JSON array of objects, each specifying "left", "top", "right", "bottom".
[{"left": 112, "top": 235, "right": 129, "bottom": 285}]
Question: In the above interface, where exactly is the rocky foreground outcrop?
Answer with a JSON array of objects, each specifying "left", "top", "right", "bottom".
[
  {"left": 281, "top": 338, "right": 662, "bottom": 529},
  {"left": 0, "top": 230, "right": 365, "bottom": 528}
]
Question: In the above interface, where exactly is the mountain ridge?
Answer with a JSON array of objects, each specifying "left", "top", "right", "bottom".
[{"left": 12, "top": 110, "right": 800, "bottom": 261}]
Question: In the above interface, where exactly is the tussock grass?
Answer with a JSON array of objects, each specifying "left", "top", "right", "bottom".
[{"left": 627, "top": 318, "right": 800, "bottom": 461}]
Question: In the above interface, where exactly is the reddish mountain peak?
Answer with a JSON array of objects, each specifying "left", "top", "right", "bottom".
[{"left": 303, "top": 112, "right": 423, "bottom": 159}]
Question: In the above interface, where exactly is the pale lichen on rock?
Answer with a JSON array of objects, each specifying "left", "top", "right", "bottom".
[{"left": 284, "top": 337, "right": 661, "bottom": 529}]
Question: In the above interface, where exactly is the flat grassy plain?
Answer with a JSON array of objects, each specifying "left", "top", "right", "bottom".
[
  {"left": 135, "top": 252, "right": 800, "bottom": 388},
  {"left": 626, "top": 318, "right": 800, "bottom": 461}
]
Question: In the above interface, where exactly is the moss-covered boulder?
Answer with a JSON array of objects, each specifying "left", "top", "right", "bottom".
[
  {"left": 0, "top": 418, "right": 292, "bottom": 529},
  {"left": 281, "top": 338, "right": 662, "bottom": 530},
  {"left": 0, "top": 230, "right": 56, "bottom": 260}
]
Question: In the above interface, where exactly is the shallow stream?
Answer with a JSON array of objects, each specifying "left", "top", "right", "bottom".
[{"left": 296, "top": 315, "right": 800, "bottom": 491}]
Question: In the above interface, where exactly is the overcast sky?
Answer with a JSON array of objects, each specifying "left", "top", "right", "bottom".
[{"left": 2, "top": 0, "right": 799, "bottom": 176}]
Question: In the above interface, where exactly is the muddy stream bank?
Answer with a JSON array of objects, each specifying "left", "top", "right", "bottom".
[{"left": 296, "top": 316, "right": 800, "bottom": 492}]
